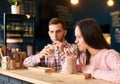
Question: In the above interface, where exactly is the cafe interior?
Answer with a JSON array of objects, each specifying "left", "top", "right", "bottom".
[
  {"left": 0, "top": 0, "right": 120, "bottom": 51},
  {"left": 0, "top": 0, "right": 120, "bottom": 84}
]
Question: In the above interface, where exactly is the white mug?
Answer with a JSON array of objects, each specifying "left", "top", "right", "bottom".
[{"left": 1, "top": 56, "right": 10, "bottom": 70}]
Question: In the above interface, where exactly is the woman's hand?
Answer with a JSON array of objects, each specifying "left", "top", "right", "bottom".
[
  {"left": 60, "top": 47, "right": 75, "bottom": 58},
  {"left": 64, "top": 47, "right": 75, "bottom": 56}
]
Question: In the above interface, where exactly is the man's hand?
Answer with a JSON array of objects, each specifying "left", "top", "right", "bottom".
[
  {"left": 39, "top": 45, "right": 54, "bottom": 58},
  {"left": 53, "top": 41, "right": 65, "bottom": 52}
]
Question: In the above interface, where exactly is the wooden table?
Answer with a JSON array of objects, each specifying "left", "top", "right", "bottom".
[{"left": 0, "top": 68, "right": 114, "bottom": 84}]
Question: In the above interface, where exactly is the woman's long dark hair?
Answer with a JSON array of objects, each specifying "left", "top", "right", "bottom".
[{"left": 75, "top": 18, "right": 110, "bottom": 64}]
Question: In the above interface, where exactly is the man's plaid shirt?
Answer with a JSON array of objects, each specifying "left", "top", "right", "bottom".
[{"left": 23, "top": 42, "right": 71, "bottom": 72}]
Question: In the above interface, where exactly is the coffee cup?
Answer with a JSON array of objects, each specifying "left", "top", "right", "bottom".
[{"left": 47, "top": 44, "right": 54, "bottom": 56}]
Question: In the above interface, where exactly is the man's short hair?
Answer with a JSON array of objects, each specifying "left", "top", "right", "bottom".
[{"left": 49, "top": 18, "right": 67, "bottom": 30}]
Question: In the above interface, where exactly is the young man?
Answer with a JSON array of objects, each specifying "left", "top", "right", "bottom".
[{"left": 23, "top": 18, "right": 71, "bottom": 71}]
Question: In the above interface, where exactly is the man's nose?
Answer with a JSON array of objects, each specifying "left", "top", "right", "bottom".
[{"left": 53, "top": 32, "right": 57, "bottom": 37}]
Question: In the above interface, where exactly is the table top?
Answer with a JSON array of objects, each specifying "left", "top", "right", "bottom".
[{"left": 0, "top": 67, "right": 114, "bottom": 84}]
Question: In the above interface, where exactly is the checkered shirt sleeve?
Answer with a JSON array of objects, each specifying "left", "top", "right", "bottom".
[{"left": 23, "top": 52, "right": 41, "bottom": 66}]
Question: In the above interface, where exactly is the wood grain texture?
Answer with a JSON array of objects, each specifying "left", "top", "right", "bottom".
[
  {"left": 28, "top": 67, "right": 55, "bottom": 73},
  {"left": 0, "top": 68, "right": 114, "bottom": 84}
]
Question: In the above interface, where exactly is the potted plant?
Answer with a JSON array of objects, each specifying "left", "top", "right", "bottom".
[
  {"left": 8, "top": 0, "right": 22, "bottom": 14},
  {"left": 8, "top": 0, "right": 22, "bottom": 5}
]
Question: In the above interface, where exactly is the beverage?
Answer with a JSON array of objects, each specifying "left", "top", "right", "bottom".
[
  {"left": 61, "top": 44, "right": 78, "bottom": 74},
  {"left": 47, "top": 44, "right": 54, "bottom": 56},
  {"left": 66, "top": 56, "right": 77, "bottom": 74}
]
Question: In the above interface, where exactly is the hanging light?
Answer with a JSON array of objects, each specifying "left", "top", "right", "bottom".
[
  {"left": 26, "top": 14, "right": 31, "bottom": 19},
  {"left": 107, "top": 0, "right": 114, "bottom": 7},
  {"left": 71, "top": 0, "right": 79, "bottom": 5}
]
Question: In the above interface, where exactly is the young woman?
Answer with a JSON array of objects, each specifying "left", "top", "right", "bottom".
[{"left": 61, "top": 18, "right": 120, "bottom": 83}]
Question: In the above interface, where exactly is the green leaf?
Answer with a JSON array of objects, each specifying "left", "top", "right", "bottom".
[{"left": 8, "top": 0, "right": 22, "bottom": 5}]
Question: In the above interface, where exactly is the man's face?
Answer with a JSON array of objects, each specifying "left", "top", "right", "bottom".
[{"left": 48, "top": 23, "right": 67, "bottom": 42}]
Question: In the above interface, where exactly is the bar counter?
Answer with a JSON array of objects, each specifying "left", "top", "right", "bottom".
[{"left": 0, "top": 67, "right": 114, "bottom": 84}]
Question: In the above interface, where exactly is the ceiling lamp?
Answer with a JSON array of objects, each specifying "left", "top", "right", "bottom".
[
  {"left": 107, "top": 0, "right": 114, "bottom": 7},
  {"left": 26, "top": 14, "right": 31, "bottom": 19},
  {"left": 71, "top": 0, "right": 79, "bottom": 5}
]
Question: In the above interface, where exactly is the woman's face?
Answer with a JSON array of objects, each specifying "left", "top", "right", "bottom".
[{"left": 75, "top": 26, "right": 88, "bottom": 51}]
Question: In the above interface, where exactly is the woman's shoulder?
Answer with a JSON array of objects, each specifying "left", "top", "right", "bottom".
[
  {"left": 103, "top": 49, "right": 119, "bottom": 55},
  {"left": 96, "top": 49, "right": 119, "bottom": 59},
  {"left": 100, "top": 49, "right": 120, "bottom": 60},
  {"left": 100, "top": 49, "right": 119, "bottom": 54}
]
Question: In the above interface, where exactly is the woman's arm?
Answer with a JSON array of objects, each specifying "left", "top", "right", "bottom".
[{"left": 92, "top": 50, "right": 120, "bottom": 83}]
